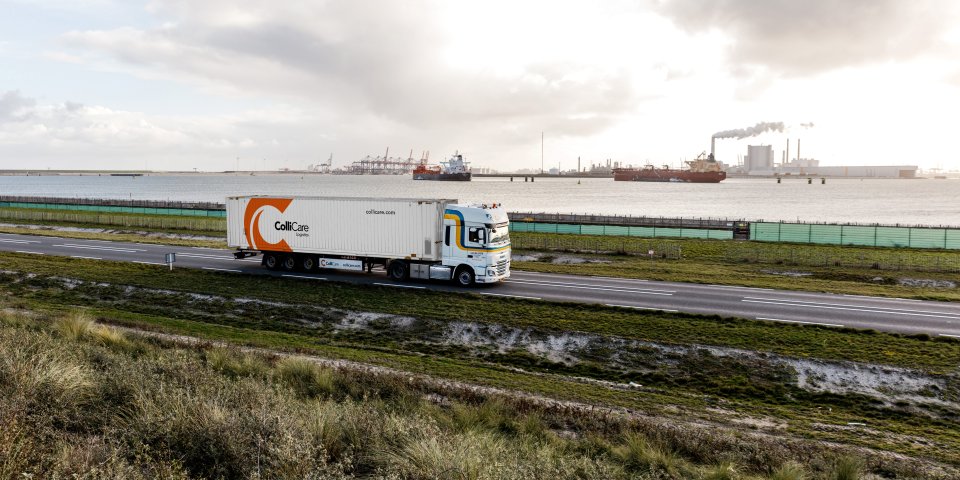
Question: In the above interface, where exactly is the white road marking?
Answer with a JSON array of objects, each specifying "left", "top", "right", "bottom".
[
  {"left": 756, "top": 317, "right": 845, "bottom": 328},
  {"left": 939, "top": 334, "right": 960, "bottom": 339},
  {"left": 202, "top": 267, "right": 242, "bottom": 273},
  {"left": 606, "top": 303, "right": 679, "bottom": 312},
  {"left": 15, "top": 250, "right": 44, "bottom": 255},
  {"left": 373, "top": 282, "right": 426, "bottom": 289},
  {"left": 513, "top": 271, "right": 649, "bottom": 282},
  {"left": 71, "top": 255, "right": 102, "bottom": 260},
  {"left": 479, "top": 292, "right": 541, "bottom": 300},
  {"left": 134, "top": 261, "right": 164, "bottom": 266},
  {"left": 282, "top": 274, "right": 327, "bottom": 281},
  {"left": 0, "top": 238, "right": 39, "bottom": 244},
  {"left": 742, "top": 297, "right": 960, "bottom": 320},
  {"left": 506, "top": 278, "right": 674, "bottom": 296},
  {"left": 52, "top": 243, "right": 144, "bottom": 253}
]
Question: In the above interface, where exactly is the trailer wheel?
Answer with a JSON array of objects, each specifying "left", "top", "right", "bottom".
[
  {"left": 282, "top": 256, "right": 297, "bottom": 271},
  {"left": 454, "top": 266, "right": 474, "bottom": 287},
  {"left": 388, "top": 260, "right": 408, "bottom": 281},
  {"left": 263, "top": 253, "right": 279, "bottom": 270},
  {"left": 301, "top": 255, "right": 316, "bottom": 271}
]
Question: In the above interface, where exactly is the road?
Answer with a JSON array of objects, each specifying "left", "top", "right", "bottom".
[{"left": 2, "top": 232, "right": 959, "bottom": 337}]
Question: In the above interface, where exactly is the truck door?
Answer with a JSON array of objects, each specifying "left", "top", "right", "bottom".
[{"left": 443, "top": 219, "right": 454, "bottom": 259}]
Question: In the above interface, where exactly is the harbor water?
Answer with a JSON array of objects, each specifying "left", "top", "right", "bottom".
[{"left": 0, "top": 174, "right": 956, "bottom": 226}]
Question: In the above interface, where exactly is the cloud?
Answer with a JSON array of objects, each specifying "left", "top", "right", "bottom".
[
  {"left": 0, "top": 90, "right": 37, "bottom": 122},
  {"left": 657, "top": 0, "right": 957, "bottom": 76},
  {"left": 62, "top": 0, "right": 646, "bottom": 142}
]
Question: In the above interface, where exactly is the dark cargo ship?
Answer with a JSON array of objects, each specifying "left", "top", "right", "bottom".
[
  {"left": 413, "top": 153, "right": 472, "bottom": 181},
  {"left": 613, "top": 152, "right": 726, "bottom": 183}
]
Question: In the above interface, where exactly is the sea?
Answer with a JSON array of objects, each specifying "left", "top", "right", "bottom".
[{"left": 0, "top": 174, "right": 957, "bottom": 226}]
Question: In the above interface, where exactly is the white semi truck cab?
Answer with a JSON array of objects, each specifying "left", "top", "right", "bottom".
[
  {"left": 441, "top": 204, "right": 511, "bottom": 285},
  {"left": 226, "top": 196, "right": 510, "bottom": 286}
]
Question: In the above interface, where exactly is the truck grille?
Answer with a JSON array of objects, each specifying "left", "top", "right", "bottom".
[{"left": 496, "top": 259, "right": 509, "bottom": 276}]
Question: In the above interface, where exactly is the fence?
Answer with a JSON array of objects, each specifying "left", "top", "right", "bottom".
[
  {"left": 0, "top": 196, "right": 225, "bottom": 218},
  {"left": 0, "top": 209, "right": 226, "bottom": 233},
  {"left": 510, "top": 222, "right": 733, "bottom": 240},
  {"left": 751, "top": 222, "right": 960, "bottom": 250},
  {"left": 508, "top": 211, "right": 741, "bottom": 230}
]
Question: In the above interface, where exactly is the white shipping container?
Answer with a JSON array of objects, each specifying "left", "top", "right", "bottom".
[{"left": 226, "top": 196, "right": 456, "bottom": 261}]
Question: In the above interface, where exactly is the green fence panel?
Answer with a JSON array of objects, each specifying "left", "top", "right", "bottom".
[
  {"left": 680, "top": 229, "right": 711, "bottom": 239},
  {"left": 909, "top": 228, "right": 947, "bottom": 249},
  {"left": 628, "top": 226, "right": 656, "bottom": 237},
  {"left": 779, "top": 224, "right": 811, "bottom": 243},
  {"left": 604, "top": 225, "right": 629, "bottom": 236},
  {"left": 946, "top": 230, "right": 960, "bottom": 250},
  {"left": 580, "top": 225, "right": 605, "bottom": 235},
  {"left": 511, "top": 222, "right": 531, "bottom": 232},
  {"left": 875, "top": 227, "right": 910, "bottom": 248},
  {"left": 708, "top": 230, "right": 734, "bottom": 240},
  {"left": 809, "top": 224, "right": 842, "bottom": 244},
  {"left": 555, "top": 224, "right": 580, "bottom": 234},
  {"left": 750, "top": 223, "right": 781, "bottom": 242},
  {"left": 841, "top": 226, "right": 877, "bottom": 246},
  {"left": 654, "top": 228, "right": 683, "bottom": 238},
  {"left": 533, "top": 222, "right": 557, "bottom": 233}
]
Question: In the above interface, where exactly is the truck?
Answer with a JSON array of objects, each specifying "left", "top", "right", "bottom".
[{"left": 226, "top": 196, "right": 511, "bottom": 286}]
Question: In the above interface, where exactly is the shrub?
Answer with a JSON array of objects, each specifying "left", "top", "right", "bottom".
[
  {"left": 276, "top": 356, "right": 336, "bottom": 398},
  {"left": 770, "top": 461, "right": 807, "bottom": 480}
]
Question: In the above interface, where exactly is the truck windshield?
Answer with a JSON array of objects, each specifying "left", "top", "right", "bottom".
[{"left": 488, "top": 223, "right": 510, "bottom": 244}]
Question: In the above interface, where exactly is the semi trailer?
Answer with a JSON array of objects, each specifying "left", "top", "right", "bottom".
[{"left": 226, "top": 196, "right": 510, "bottom": 286}]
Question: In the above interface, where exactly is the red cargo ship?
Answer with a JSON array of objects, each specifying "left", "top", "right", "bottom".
[{"left": 613, "top": 152, "right": 726, "bottom": 183}]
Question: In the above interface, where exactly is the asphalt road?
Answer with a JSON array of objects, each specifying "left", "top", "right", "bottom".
[{"left": 2, "top": 232, "right": 960, "bottom": 337}]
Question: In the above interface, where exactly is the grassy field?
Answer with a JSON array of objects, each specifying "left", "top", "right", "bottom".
[
  {"left": 2, "top": 253, "right": 960, "bottom": 477},
  {"left": 3, "top": 308, "right": 905, "bottom": 479},
  {"left": 0, "top": 206, "right": 225, "bottom": 235}
]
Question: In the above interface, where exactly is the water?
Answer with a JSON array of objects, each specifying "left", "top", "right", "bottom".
[{"left": 0, "top": 174, "right": 957, "bottom": 226}]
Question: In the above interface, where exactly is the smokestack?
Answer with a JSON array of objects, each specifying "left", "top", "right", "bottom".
[
  {"left": 711, "top": 137, "right": 715, "bottom": 156},
  {"left": 786, "top": 139, "right": 790, "bottom": 162},
  {"left": 797, "top": 139, "right": 801, "bottom": 163}
]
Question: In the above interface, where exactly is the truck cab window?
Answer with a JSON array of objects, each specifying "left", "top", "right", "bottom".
[{"left": 468, "top": 227, "right": 483, "bottom": 244}]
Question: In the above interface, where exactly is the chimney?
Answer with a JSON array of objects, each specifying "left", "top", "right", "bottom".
[
  {"left": 710, "top": 137, "right": 716, "bottom": 156},
  {"left": 786, "top": 138, "right": 790, "bottom": 162},
  {"left": 797, "top": 139, "right": 801, "bottom": 163}
]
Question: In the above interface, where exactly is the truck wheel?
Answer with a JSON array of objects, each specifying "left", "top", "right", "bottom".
[
  {"left": 282, "top": 256, "right": 297, "bottom": 271},
  {"left": 388, "top": 261, "right": 408, "bottom": 281},
  {"left": 454, "top": 266, "right": 474, "bottom": 287},
  {"left": 301, "top": 255, "right": 316, "bottom": 271},
  {"left": 263, "top": 253, "right": 279, "bottom": 270}
]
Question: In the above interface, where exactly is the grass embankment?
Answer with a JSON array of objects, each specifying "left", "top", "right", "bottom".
[
  {"left": 2, "top": 206, "right": 958, "bottom": 299},
  {"left": 0, "top": 308, "right": 942, "bottom": 479},
  {"left": 2, "top": 253, "right": 960, "bottom": 475}
]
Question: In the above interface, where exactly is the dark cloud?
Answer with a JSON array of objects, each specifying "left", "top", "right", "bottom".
[{"left": 657, "top": 0, "right": 955, "bottom": 75}]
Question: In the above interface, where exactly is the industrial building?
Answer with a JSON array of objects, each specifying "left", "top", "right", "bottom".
[{"left": 733, "top": 143, "right": 917, "bottom": 178}]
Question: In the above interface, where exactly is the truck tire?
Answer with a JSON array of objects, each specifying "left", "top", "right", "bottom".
[
  {"left": 454, "top": 266, "right": 474, "bottom": 287},
  {"left": 282, "top": 256, "right": 297, "bottom": 271},
  {"left": 388, "top": 260, "right": 408, "bottom": 281},
  {"left": 263, "top": 253, "right": 279, "bottom": 270},
  {"left": 301, "top": 255, "right": 316, "bottom": 271}
]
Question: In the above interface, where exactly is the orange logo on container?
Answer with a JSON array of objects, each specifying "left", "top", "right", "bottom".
[{"left": 244, "top": 198, "right": 294, "bottom": 252}]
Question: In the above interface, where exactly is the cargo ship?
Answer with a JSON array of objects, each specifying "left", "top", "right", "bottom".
[
  {"left": 413, "top": 153, "right": 472, "bottom": 181},
  {"left": 613, "top": 152, "right": 726, "bottom": 183}
]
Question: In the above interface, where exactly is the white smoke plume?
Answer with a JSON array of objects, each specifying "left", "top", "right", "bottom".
[
  {"left": 712, "top": 121, "right": 784, "bottom": 139},
  {"left": 800, "top": 122, "right": 815, "bottom": 128}
]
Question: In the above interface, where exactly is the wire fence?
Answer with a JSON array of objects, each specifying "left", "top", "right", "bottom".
[
  {"left": 0, "top": 209, "right": 226, "bottom": 233},
  {"left": 723, "top": 244, "right": 960, "bottom": 273}
]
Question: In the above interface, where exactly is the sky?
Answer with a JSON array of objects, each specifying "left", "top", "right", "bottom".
[{"left": 1, "top": 0, "right": 959, "bottom": 172}]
